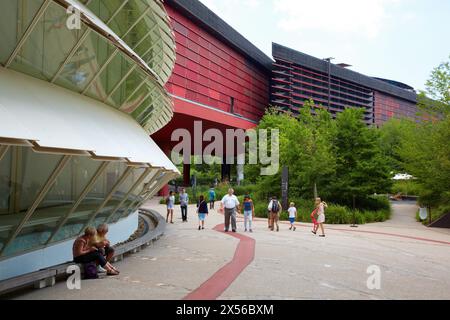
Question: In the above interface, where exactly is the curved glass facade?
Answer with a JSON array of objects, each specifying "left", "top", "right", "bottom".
[
  {"left": 0, "top": 0, "right": 178, "bottom": 262},
  {"left": 0, "top": 0, "right": 175, "bottom": 135},
  {"left": 0, "top": 145, "right": 173, "bottom": 258}
]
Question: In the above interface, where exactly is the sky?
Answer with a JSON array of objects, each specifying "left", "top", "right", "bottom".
[{"left": 198, "top": 0, "right": 450, "bottom": 91}]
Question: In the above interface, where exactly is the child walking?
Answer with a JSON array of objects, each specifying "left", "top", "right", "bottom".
[
  {"left": 315, "top": 197, "right": 328, "bottom": 237},
  {"left": 197, "top": 195, "right": 209, "bottom": 230},
  {"left": 242, "top": 195, "right": 255, "bottom": 233},
  {"left": 288, "top": 202, "right": 297, "bottom": 231}
]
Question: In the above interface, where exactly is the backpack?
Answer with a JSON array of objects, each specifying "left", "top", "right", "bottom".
[
  {"left": 83, "top": 262, "right": 98, "bottom": 279},
  {"left": 271, "top": 200, "right": 279, "bottom": 213}
]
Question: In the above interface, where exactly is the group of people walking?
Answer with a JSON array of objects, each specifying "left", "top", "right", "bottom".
[{"left": 165, "top": 187, "right": 328, "bottom": 237}]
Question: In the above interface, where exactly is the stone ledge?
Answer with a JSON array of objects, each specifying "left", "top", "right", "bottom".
[{"left": 0, "top": 209, "right": 166, "bottom": 296}]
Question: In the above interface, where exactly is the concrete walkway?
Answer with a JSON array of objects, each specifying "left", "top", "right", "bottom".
[{"left": 9, "top": 199, "right": 450, "bottom": 300}]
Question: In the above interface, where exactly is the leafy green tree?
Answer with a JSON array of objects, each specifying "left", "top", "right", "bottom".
[
  {"left": 397, "top": 55, "right": 450, "bottom": 212},
  {"left": 331, "top": 108, "right": 393, "bottom": 207},
  {"left": 398, "top": 115, "right": 450, "bottom": 208},
  {"left": 418, "top": 55, "right": 450, "bottom": 116},
  {"left": 245, "top": 101, "right": 336, "bottom": 200},
  {"left": 379, "top": 118, "right": 415, "bottom": 172}
]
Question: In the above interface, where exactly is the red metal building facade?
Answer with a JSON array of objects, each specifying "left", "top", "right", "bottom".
[
  {"left": 374, "top": 91, "right": 419, "bottom": 126},
  {"left": 165, "top": 5, "right": 269, "bottom": 122},
  {"left": 152, "top": 0, "right": 272, "bottom": 188},
  {"left": 271, "top": 43, "right": 418, "bottom": 126}
]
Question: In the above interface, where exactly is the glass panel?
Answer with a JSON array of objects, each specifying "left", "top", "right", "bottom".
[
  {"left": 122, "top": 18, "right": 148, "bottom": 51},
  {"left": 108, "top": 68, "right": 142, "bottom": 108},
  {"left": 119, "top": 75, "right": 149, "bottom": 113},
  {"left": 133, "top": 30, "right": 158, "bottom": 57},
  {"left": 52, "top": 161, "right": 127, "bottom": 241},
  {"left": 113, "top": 168, "right": 158, "bottom": 222},
  {"left": 85, "top": 0, "right": 123, "bottom": 23},
  {"left": 134, "top": 95, "right": 155, "bottom": 123},
  {"left": 108, "top": 0, "right": 148, "bottom": 39},
  {"left": 5, "top": 156, "right": 102, "bottom": 254},
  {"left": 9, "top": 2, "right": 87, "bottom": 81},
  {"left": 54, "top": 31, "right": 116, "bottom": 93},
  {"left": 0, "top": 147, "right": 12, "bottom": 214},
  {"left": 85, "top": 53, "right": 133, "bottom": 104},
  {"left": 97, "top": 167, "right": 143, "bottom": 224},
  {"left": 18, "top": 148, "right": 61, "bottom": 211},
  {"left": 1, "top": 147, "right": 61, "bottom": 257},
  {"left": 0, "top": 0, "right": 44, "bottom": 64}
]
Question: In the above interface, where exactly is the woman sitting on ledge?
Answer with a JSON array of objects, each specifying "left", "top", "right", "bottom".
[
  {"left": 73, "top": 227, "right": 119, "bottom": 276},
  {"left": 91, "top": 224, "right": 119, "bottom": 273}
]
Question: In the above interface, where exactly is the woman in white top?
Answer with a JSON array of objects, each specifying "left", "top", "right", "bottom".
[
  {"left": 166, "top": 191, "right": 175, "bottom": 224},
  {"left": 315, "top": 197, "right": 328, "bottom": 237}
]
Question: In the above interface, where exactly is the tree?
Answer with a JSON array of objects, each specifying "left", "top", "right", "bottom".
[
  {"left": 245, "top": 101, "right": 336, "bottom": 200},
  {"left": 331, "top": 108, "right": 392, "bottom": 207},
  {"left": 379, "top": 118, "right": 415, "bottom": 173},
  {"left": 398, "top": 55, "right": 450, "bottom": 211},
  {"left": 398, "top": 115, "right": 450, "bottom": 208},
  {"left": 418, "top": 55, "right": 450, "bottom": 116}
]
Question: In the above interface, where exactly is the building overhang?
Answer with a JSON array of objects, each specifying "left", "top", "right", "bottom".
[{"left": 0, "top": 67, "right": 179, "bottom": 174}]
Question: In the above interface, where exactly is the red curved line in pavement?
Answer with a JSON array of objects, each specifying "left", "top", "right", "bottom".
[{"left": 183, "top": 224, "right": 255, "bottom": 300}]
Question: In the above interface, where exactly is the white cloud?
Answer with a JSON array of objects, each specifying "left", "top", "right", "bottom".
[{"left": 273, "top": 0, "right": 402, "bottom": 39}]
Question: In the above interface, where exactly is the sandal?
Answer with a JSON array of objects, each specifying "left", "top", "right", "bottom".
[{"left": 107, "top": 270, "right": 119, "bottom": 276}]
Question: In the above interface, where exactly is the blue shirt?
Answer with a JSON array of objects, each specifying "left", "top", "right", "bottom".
[
  {"left": 243, "top": 200, "right": 253, "bottom": 212},
  {"left": 209, "top": 189, "right": 216, "bottom": 201},
  {"left": 179, "top": 193, "right": 189, "bottom": 206}
]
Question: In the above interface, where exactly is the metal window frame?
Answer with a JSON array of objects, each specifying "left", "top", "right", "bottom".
[
  {"left": 0, "top": 145, "right": 9, "bottom": 162},
  {"left": 120, "top": 6, "right": 152, "bottom": 39},
  {"left": 134, "top": 86, "right": 159, "bottom": 120},
  {"left": 79, "top": 165, "right": 134, "bottom": 232},
  {"left": 120, "top": 80, "right": 147, "bottom": 108},
  {"left": 121, "top": 168, "right": 163, "bottom": 216},
  {"left": 132, "top": 23, "right": 159, "bottom": 52},
  {"left": 44, "top": 161, "right": 109, "bottom": 245},
  {"left": 0, "top": 145, "right": 11, "bottom": 215},
  {"left": 4, "top": 0, "right": 52, "bottom": 68},
  {"left": 132, "top": 171, "right": 174, "bottom": 212},
  {"left": 103, "top": 64, "right": 137, "bottom": 103},
  {"left": 51, "top": 0, "right": 129, "bottom": 84},
  {"left": 81, "top": 48, "right": 119, "bottom": 95},
  {"left": 104, "top": 166, "right": 155, "bottom": 223},
  {"left": 50, "top": 0, "right": 93, "bottom": 82},
  {"left": 0, "top": 155, "right": 71, "bottom": 256},
  {"left": 82, "top": 4, "right": 156, "bottom": 97}
]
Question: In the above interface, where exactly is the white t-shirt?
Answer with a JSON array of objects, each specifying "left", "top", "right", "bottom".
[
  {"left": 288, "top": 207, "right": 297, "bottom": 218},
  {"left": 222, "top": 194, "right": 239, "bottom": 209},
  {"left": 318, "top": 203, "right": 325, "bottom": 215}
]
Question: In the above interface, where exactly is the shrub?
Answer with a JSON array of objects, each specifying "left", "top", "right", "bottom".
[
  {"left": 324, "top": 205, "right": 351, "bottom": 224},
  {"left": 357, "top": 195, "right": 390, "bottom": 211},
  {"left": 391, "top": 180, "right": 422, "bottom": 196}
]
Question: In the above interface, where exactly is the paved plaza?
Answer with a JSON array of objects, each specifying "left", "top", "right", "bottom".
[{"left": 9, "top": 200, "right": 450, "bottom": 300}]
